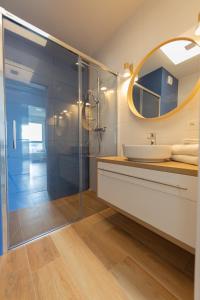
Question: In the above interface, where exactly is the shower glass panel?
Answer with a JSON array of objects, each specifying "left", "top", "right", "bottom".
[
  {"left": 3, "top": 18, "right": 83, "bottom": 248},
  {"left": 80, "top": 61, "right": 117, "bottom": 216}
]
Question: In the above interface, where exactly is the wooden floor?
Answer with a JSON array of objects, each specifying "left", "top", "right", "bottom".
[
  {"left": 9, "top": 190, "right": 107, "bottom": 247},
  {"left": 1, "top": 207, "right": 194, "bottom": 299}
]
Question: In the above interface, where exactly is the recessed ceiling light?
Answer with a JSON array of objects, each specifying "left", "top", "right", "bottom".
[
  {"left": 160, "top": 40, "right": 200, "bottom": 65},
  {"left": 100, "top": 86, "right": 107, "bottom": 91},
  {"left": 107, "top": 89, "right": 114, "bottom": 94}
]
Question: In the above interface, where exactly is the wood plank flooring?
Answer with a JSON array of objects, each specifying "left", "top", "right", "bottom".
[
  {"left": 9, "top": 190, "right": 107, "bottom": 247},
  {"left": 1, "top": 206, "right": 194, "bottom": 299}
]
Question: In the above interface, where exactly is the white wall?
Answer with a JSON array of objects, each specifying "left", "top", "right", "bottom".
[
  {"left": 95, "top": 0, "right": 200, "bottom": 154},
  {"left": 178, "top": 72, "right": 200, "bottom": 104}
]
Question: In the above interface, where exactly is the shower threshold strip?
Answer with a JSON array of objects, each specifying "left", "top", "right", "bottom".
[{"left": 8, "top": 217, "right": 78, "bottom": 251}]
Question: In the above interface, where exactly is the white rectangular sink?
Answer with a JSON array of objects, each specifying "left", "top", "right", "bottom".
[{"left": 123, "top": 144, "right": 172, "bottom": 162}]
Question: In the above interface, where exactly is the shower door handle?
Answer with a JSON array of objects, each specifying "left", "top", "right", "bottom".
[{"left": 13, "top": 120, "right": 17, "bottom": 150}]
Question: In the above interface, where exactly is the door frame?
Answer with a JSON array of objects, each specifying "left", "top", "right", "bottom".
[
  {"left": 195, "top": 119, "right": 200, "bottom": 298},
  {"left": 0, "top": 8, "right": 8, "bottom": 254}
]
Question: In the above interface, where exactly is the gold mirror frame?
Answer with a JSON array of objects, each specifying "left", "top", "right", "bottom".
[{"left": 128, "top": 37, "right": 200, "bottom": 121}]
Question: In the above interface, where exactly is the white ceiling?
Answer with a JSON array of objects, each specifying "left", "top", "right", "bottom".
[{"left": 0, "top": 0, "right": 144, "bottom": 56}]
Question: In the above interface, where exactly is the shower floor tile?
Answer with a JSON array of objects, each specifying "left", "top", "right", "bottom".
[{"left": 8, "top": 190, "right": 107, "bottom": 248}]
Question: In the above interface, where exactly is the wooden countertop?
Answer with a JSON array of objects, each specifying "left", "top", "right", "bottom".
[{"left": 97, "top": 156, "right": 198, "bottom": 177}]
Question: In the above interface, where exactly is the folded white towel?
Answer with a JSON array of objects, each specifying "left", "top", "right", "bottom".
[
  {"left": 172, "top": 144, "right": 199, "bottom": 156},
  {"left": 171, "top": 155, "right": 198, "bottom": 165}
]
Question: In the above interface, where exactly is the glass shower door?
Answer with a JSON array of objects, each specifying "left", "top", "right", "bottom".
[
  {"left": 80, "top": 61, "right": 117, "bottom": 217},
  {"left": 3, "top": 18, "right": 83, "bottom": 248}
]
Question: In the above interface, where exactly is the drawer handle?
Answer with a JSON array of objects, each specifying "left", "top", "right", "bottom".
[
  {"left": 13, "top": 120, "right": 17, "bottom": 150},
  {"left": 98, "top": 168, "right": 188, "bottom": 191}
]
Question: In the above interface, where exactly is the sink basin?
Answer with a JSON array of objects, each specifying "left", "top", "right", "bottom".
[{"left": 123, "top": 144, "right": 172, "bottom": 162}]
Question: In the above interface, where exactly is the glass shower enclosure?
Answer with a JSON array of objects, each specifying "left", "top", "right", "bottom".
[{"left": 0, "top": 10, "right": 117, "bottom": 251}]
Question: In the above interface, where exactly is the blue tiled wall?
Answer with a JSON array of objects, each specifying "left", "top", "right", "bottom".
[
  {"left": 139, "top": 67, "right": 163, "bottom": 96},
  {"left": 135, "top": 67, "right": 178, "bottom": 116}
]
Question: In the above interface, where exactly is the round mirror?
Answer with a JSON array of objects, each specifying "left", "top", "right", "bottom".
[{"left": 128, "top": 38, "right": 200, "bottom": 120}]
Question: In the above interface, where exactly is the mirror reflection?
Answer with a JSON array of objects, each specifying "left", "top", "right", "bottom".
[{"left": 132, "top": 39, "right": 200, "bottom": 118}]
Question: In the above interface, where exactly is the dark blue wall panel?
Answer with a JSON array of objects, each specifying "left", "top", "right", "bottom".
[
  {"left": 138, "top": 67, "right": 162, "bottom": 95},
  {"left": 160, "top": 68, "right": 178, "bottom": 115},
  {"left": 134, "top": 67, "right": 178, "bottom": 116}
]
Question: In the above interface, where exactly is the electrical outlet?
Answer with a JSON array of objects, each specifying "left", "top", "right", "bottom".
[
  {"left": 188, "top": 120, "right": 198, "bottom": 129},
  {"left": 167, "top": 75, "right": 173, "bottom": 85},
  {"left": 147, "top": 132, "right": 156, "bottom": 139}
]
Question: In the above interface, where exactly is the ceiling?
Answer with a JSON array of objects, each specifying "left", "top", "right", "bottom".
[{"left": 0, "top": 0, "right": 144, "bottom": 56}]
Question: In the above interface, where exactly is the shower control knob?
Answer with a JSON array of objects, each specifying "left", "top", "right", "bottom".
[{"left": 94, "top": 127, "right": 106, "bottom": 132}]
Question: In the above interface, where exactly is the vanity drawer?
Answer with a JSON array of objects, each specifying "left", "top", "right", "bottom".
[
  {"left": 97, "top": 166, "right": 197, "bottom": 248},
  {"left": 98, "top": 162, "right": 198, "bottom": 202}
]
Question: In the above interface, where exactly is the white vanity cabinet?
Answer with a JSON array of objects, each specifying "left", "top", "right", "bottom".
[{"left": 97, "top": 160, "right": 198, "bottom": 250}]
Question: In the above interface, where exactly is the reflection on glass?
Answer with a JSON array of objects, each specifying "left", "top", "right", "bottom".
[
  {"left": 81, "top": 64, "right": 117, "bottom": 204},
  {"left": 3, "top": 18, "right": 117, "bottom": 249},
  {"left": 3, "top": 18, "right": 82, "bottom": 248},
  {"left": 22, "top": 122, "right": 43, "bottom": 142}
]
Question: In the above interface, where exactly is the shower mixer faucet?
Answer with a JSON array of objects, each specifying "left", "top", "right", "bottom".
[{"left": 94, "top": 127, "right": 106, "bottom": 132}]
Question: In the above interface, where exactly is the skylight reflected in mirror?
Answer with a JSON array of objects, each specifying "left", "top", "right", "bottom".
[
  {"left": 161, "top": 40, "right": 200, "bottom": 65},
  {"left": 131, "top": 38, "right": 200, "bottom": 119}
]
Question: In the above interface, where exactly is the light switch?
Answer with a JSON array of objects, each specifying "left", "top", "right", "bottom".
[{"left": 167, "top": 75, "right": 173, "bottom": 85}]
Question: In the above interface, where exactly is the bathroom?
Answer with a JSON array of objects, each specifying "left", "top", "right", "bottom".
[{"left": 0, "top": 0, "right": 200, "bottom": 299}]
